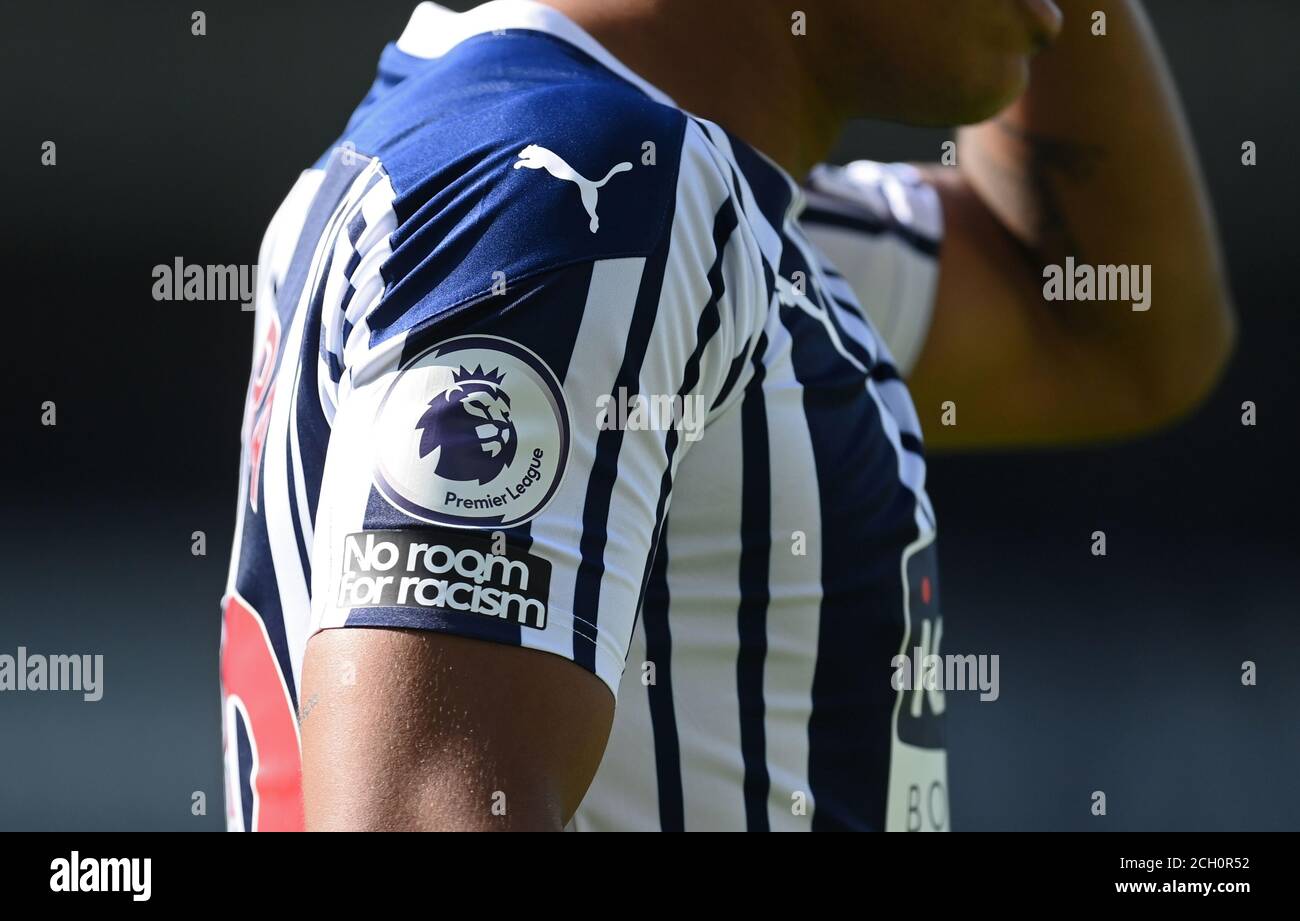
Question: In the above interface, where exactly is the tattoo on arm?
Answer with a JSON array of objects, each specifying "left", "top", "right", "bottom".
[{"left": 298, "top": 692, "right": 320, "bottom": 724}]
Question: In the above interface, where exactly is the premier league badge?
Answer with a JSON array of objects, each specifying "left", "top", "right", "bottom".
[
  {"left": 416, "top": 364, "right": 518, "bottom": 483},
  {"left": 373, "top": 335, "right": 571, "bottom": 528}
]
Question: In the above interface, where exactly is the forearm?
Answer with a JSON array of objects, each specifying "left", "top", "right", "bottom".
[{"left": 958, "top": 0, "right": 1235, "bottom": 410}]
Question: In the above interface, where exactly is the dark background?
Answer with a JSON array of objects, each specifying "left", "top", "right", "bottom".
[{"left": 1, "top": 0, "right": 1296, "bottom": 830}]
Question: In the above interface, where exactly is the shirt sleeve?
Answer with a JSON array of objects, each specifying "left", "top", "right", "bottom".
[
  {"left": 800, "top": 161, "right": 944, "bottom": 376},
  {"left": 307, "top": 195, "right": 748, "bottom": 698}
]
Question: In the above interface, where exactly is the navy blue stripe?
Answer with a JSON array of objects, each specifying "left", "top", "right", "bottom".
[
  {"left": 781, "top": 246, "right": 876, "bottom": 374},
  {"left": 727, "top": 164, "right": 749, "bottom": 215},
  {"left": 339, "top": 282, "right": 357, "bottom": 322},
  {"left": 711, "top": 347, "right": 749, "bottom": 411},
  {"left": 761, "top": 258, "right": 779, "bottom": 318},
  {"left": 641, "top": 518, "right": 684, "bottom": 831},
  {"left": 737, "top": 330, "right": 772, "bottom": 831},
  {"left": 710, "top": 159, "right": 764, "bottom": 416},
  {"left": 870, "top": 362, "right": 902, "bottom": 383},
  {"left": 801, "top": 205, "right": 940, "bottom": 259},
  {"left": 822, "top": 290, "right": 886, "bottom": 369},
  {"left": 275, "top": 150, "right": 372, "bottom": 347},
  {"left": 295, "top": 218, "right": 344, "bottom": 530},
  {"left": 818, "top": 291, "right": 875, "bottom": 372},
  {"left": 347, "top": 212, "right": 367, "bottom": 248},
  {"left": 789, "top": 237, "right": 878, "bottom": 373},
  {"left": 256, "top": 150, "right": 369, "bottom": 551},
  {"left": 728, "top": 138, "right": 795, "bottom": 239},
  {"left": 493, "top": 262, "right": 596, "bottom": 560},
  {"left": 283, "top": 405, "right": 313, "bottom": 585},
  {"left": 777, "top": 298, "right": 921, "bottom": 831},
  {"left": 630, "top": 199, "right": 737, "bottom": 829},
  {"left": 571, "top": 217, "right": 676, "bottom": 671},
  {"left": 234, "top": 711, "right": 255, "bottom": 829},
  {"left": 231, "top": 505, "right": 299, "bottom": 708},
  {"left": 899, "top": 432, "right": 924, "bottom": 456}
]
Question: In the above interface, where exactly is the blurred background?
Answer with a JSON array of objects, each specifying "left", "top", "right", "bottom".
[{"left": 1, "top": 0, "right": 1296, "bottom": 830}]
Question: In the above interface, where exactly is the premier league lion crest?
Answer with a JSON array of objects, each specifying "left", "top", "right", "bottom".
[
  {"left": 416, "top": 364, "right": 518, "bottom": 484},
  {"left": 372, "top": 335, "right": 571, "bottom": 529}
]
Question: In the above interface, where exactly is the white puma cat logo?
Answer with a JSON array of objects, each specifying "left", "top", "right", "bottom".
[{"left": 513, "top": 144, "right": 633, "bottom": 233}]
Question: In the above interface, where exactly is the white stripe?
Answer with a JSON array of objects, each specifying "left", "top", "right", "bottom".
[
  {"left": 875, "top": 378, "right": 923, "bottom": 440},
  {"left": 758, "top": 317, "right": 821, "bottom": 831},
  {"left": 802, "top": 223, "right": 937, "bottom": 374},
  {"left": 309, "top": 333, "right": 409, "bottom": 633},
  {"left": 569, "top": 618, "right": 661, "bottom": 830},
  {"left": 588, "top": 137, "right": 736, "bottom": 687},
  {"left": 808, "top": 161, "right": 943, "bottom": 242},
  {"left": 661, "top": 401, "right": 746, "bottom": 830},
  {"left": 287, "top": 378, "right": 315, "bottom": 556},
  {"left": 823, "top": 287, "right": 885, "bottom": 365},
  {"left": 267, "top": 166, "right": 379, "bottom": 686},
  {"left": 225, "top": 170, "right": 323, "bottom": 600},
  {"left": 321, "top": 161, "right": 384, "bottom": 360},
  {"left": 518, "top": 257, "right": 646, "bottom": 691},
  {"left": 397, "top": 1, "right": 676, "bottom": 107},
  {"left": 691, "top": 121, "right": 788, "bottom": 274},
  {"left": 263, "top": 293, "right": 314, "bottom": 692},
  {"left": 801, "top": 161, "right": 943, "bottom": 375},
  {"left": 358, "top": 175, "right": 398, "bottom": 248},
  {"left": 320, "top": 172, "right": 397, "bottom": 427}
]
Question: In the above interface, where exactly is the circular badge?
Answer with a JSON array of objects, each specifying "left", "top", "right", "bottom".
[{"left": 373, "top": 335, "right": 570, "bottom": 528}]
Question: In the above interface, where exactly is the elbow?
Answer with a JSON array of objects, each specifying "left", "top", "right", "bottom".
[{"left": 1141, "top": 291, "right": 1238, "bottom": 430}]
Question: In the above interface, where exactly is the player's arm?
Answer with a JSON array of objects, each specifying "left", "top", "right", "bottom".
[
  {"left": 300, "top": 629, "right": 612, "bottom": 831},
  {"left": 293, "top": 94, "right": 740, "bottom": 829},
  {"left": 911, "top": 0, "right": 1236, "bottom": 449}
]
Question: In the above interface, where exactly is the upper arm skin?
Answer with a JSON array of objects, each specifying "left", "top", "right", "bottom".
[
  {"left": 300, "top": 629, "right": 613, "bottom": 831},
  {"left": 908, "top": 165, "right": 1231, "bottom": 451},
  {"left": 908, "top": 166, "right": 1157, "bottom": 451},
  {"left": 907, "top": 4, "right": 1235, "bottom": 452}
]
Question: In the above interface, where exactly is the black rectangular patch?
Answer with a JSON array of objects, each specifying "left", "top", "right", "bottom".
[{"left": 337, "top": 530, "right": 552, "bottom": 630}]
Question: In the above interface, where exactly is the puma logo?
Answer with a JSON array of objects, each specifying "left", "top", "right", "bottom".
[{"left": 513, "top": 144, "right": 633, "bottom": 233}]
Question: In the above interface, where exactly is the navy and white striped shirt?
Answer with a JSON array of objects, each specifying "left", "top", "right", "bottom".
[{"left": 222, "top": 0, "right": 947, "bottom": 832}]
